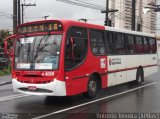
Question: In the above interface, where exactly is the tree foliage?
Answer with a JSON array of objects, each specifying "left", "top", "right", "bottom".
[{"left": 0, "top": 30, "right": 11, "bottom": 50}]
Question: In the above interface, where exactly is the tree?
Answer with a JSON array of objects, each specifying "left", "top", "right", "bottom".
[{"left": 0, "top": 30, "right": 11, "bottom": 51}]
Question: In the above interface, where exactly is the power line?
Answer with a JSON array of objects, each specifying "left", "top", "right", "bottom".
[
  {"left": 0, "top": 16, "right": 12, "bottom": 19},
  {"left": 56, "top": 0, "right": 105, "bottom": 10},
  {"left": 72, "top": 0, "right": 105, "bottom": 9},
  {"left": 0, "top": 12, "right": 12, "bottom": 16},
  {"left": 0, "top": 12, "right": 13, "bottom": 19}
]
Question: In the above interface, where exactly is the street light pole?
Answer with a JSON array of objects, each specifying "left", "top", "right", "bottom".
[
  {"left": 43, "top": 15, "right": 49, "bottom": 20},
  {"left": 21, "top": 3, "right": 36, "bottom": 24}
]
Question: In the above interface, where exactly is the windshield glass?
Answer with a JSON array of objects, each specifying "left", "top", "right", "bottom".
[{"left": 15, "top": 35, "right": 62, "bottom": 70}]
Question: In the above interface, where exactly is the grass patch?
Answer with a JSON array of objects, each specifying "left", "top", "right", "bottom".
[
  {"left": 0, "top": 64, "right": 11, "bottom": 76},
  {"left": 0, "top": 71, "right": 5, "bottom": 76}
]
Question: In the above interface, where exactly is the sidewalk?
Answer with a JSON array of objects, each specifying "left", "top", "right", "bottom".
[{"left": 0, "top": 75, "right": 11, "bottom": 83}]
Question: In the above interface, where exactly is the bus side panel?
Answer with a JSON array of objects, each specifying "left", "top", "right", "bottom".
[
  {"left": 126, "top": 54, "right": 158, "bottom": 81},
  {"left": 65, "top": 55, "right": 107, "bottom": 96},
  {"left": 107, "top": 55, "right": 127, "bottom": 87},
  {"left": 65, "top": 71, "right": 89, "bottom": 96},
  {"left": 126, "top": 55, "right": 143, "bottom": 82},
  {"left": 148, "top": 54, "right": 158, "bottom": 75}
]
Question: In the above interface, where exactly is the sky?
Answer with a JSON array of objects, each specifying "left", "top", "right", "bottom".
[
  {"left": 0, "top": 0, "right": 106, "bottom": 31},
  {"left": 0, "top": 0, "right": 160, "bottom": 34}
]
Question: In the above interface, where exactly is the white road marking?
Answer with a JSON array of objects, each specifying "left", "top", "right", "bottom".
[
  {"left": 33, "top": 82, "right": 158, "bottom": 119},
  {"left": 0, "top": 81, "right": 11, "bottom": 85},
  {"left": 0, "top": 94, "right": 30, "bottom": 102}
]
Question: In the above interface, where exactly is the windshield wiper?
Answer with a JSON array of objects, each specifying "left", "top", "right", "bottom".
[
  {"left": 27, "top": 43, "right": 31, "bottom": 62},
  {"left": 33, "top": 32, "right": 51, "bottom": 62},
  {"left": 15, "top": 35, "right": 28, "bottom": 57}
]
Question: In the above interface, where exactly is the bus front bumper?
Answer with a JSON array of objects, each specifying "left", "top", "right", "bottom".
[{"left": 12, "top": 78, "right": 66, "bottom": 96}]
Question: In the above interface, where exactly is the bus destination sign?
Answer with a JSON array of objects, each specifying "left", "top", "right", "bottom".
[{"left": 17, "top": 22, "right": 63, "bottom": 34}]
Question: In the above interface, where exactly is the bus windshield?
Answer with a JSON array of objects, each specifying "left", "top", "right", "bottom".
[{"left": 15, "top": 35, "right": 62, "bottom": 70}]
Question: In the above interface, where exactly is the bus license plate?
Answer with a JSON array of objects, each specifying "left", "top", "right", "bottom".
[{"left": 28, "top": 86, "right": 37, "bottom": 91}]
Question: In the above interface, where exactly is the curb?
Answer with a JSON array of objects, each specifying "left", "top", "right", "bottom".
[{"left": 0, "top": 81, "right": 12, "bottom": 86}]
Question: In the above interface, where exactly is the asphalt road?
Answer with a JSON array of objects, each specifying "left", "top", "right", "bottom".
[{"left": 0, "top": 69, "right": 160, "bottom": 119}]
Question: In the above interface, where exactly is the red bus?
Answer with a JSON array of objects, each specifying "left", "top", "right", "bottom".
[{"left": 4, "top": 20, "right": 158, "bottom": 98}]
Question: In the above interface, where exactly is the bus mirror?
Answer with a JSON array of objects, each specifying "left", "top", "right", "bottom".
[{"left": 4, "top": 35, "right": 16, "bottom": 57}]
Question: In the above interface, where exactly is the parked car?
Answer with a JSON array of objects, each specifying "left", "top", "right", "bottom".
[{"left": 0, "top": 52, "right": 9, "bottom": 70}]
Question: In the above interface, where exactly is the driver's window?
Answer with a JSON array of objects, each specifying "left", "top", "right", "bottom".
[{"left": 65, "top": 27, "right": 88, "bottom": 70}]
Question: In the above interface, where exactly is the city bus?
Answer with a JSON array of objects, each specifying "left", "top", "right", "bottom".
[{"left": 4, "top": 20, "right": 158, "bottom": 98}]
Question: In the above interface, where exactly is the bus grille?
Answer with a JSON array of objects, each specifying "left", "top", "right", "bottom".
[
  {"left": 17, "top": 80, "right": 52, "bottom": 84},
  {"left": 18, "top": 88, "right": 53, "bottom": 93}
]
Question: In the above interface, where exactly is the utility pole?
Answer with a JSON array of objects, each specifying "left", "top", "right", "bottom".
[
  {"left": 21, "top": 3, "right": 36, "bottom": 24},
  {"left": 105, "top": 0, "right": 109, "bottom": 26},
  {"left": 18, "top": 0, "right": 21, "bottom": 25},
  {"left": 132, "top": 0, "right": 136, "bottom": 31},
  {"left": 101, "top": 0, "right": 118, "bottom": 26},
  {"left": 13, "top": 0, "right": 18, "bottom": 34}
]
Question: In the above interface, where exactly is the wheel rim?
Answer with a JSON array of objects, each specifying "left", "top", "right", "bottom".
[{"left": 89, "top": 80, "right": 97, "bottom": 95}]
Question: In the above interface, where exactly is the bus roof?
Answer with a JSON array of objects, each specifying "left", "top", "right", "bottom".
[
  {"left": 17, "top": 19, "right": 156, "bottom": 38},
  {"left": 17, "top": 19, "right": 105, "bottom": 31},
  {"left": 105, "top": 26, "right": 155, "bottom": 38}
]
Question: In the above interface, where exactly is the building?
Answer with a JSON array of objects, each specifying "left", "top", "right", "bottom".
[{"left": 109, "top": 0, "right": 156, "bottom": 33}]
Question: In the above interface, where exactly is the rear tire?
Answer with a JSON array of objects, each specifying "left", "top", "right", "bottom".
[
  {"left": 136, "top": 68, "right": 144, "bottom": 85},
  {"left": 83, "top": 76, "right": 98, "bottom": 98}
]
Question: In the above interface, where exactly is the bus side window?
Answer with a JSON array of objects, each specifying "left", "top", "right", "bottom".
[
  {"left": 126, "top": 35, "right": 135, "bottom": 54},
  {"left": 143, "top": 37, "right": 149, "bottom": 53},
  {"left": 135, "top": 36, "right": 144, "bottom": 53},
  {"left": 65, "top": 38, "right": 72, "bottom": 59},
  {"left": 90, "top": 30, "right": 105, "bottom": 55},
  {"left": 149, "top": 38, "right": 157, "bottom": 53},
  {"left": 105, "top": 31, "right": 115, "bottom": 54},
  {"left": 115, "top": 33, "right": 126, "bottom": 54},
  {"left": 65, "top": 27, "right": 88, "bottom": 70}
]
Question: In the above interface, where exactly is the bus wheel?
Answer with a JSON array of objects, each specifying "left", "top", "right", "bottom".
[
  {"left": 136, "top": 68, "right": 144, "bottom": 85},
  {"left": 83, "top": 76, "right": 98, "bottom": 98}
]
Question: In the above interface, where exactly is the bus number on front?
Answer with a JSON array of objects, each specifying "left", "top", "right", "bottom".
[{"left": 42, "top": 72, "right": 54, "bottom": 76}]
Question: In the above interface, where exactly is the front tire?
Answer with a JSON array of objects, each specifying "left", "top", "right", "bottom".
[{"left": 83, "top": 76, "right": 98, "bottom": 98}]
